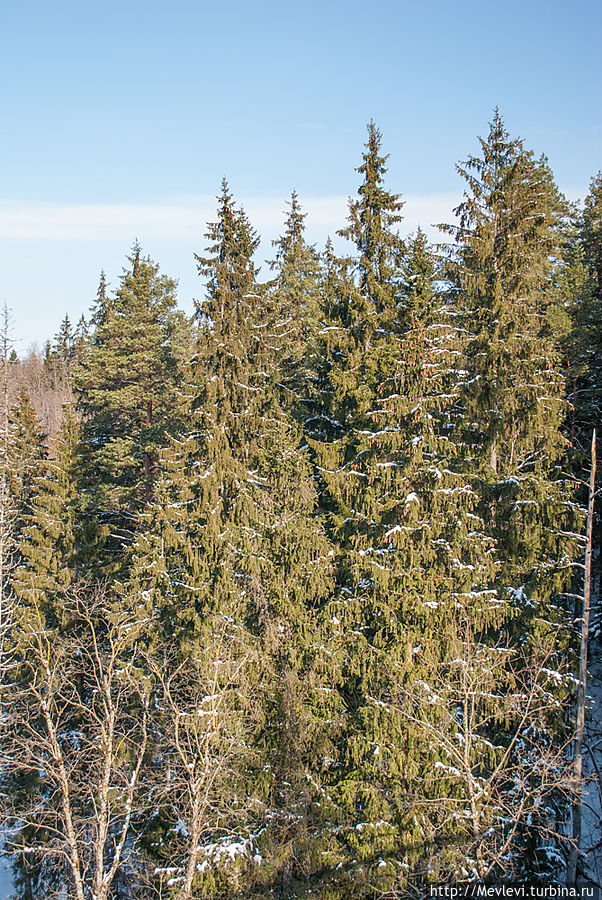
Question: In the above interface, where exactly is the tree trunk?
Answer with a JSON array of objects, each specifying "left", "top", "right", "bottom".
[
  {"left": 144, "top": 399, "right": 153, "bottom": 501},
  {"left": 490, "top": 440, "right": 497, "bottom": 474},
  {"left": 567, "top": 428, "right": 597, "bottom": 884}
]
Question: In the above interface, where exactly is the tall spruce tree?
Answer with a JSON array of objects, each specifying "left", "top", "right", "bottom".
[
  {"left": 267, "top": 192, "right": 324, "bottom": 412},
  {"left": 127, "top": 183, "right": 342, "bottom": 896},
  {"left": 75, "top": 248, "right": 181, "bottom": 551},
  {"left": 444, "top": 110, "right": 579, "bottom": 608},
  {"left": 304, "top": 124, "right": 439, "bottom": 894},
  {"left": 574, "top": 173, "right": 602, "bottom": 446},
  {"left": 582, "top": 172, "right": 602, "bottom": 301},
  {"left": 437, "top": 110, "right": 581, "bottom": 877},
  {"left": 129, "top": 183, "right": 262, "bottom": 642},
  {"left": 563, "top": 173, "right": 602, "bottom": 635}
]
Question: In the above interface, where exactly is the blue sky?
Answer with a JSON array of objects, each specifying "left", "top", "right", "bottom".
[{"left": 1, "top": 0, "right": 600, "bottom": 349}]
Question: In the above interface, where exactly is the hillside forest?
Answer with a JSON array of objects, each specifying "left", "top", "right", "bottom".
[{"left": 0, "top": 111, "right": 601, "bottom": 899}]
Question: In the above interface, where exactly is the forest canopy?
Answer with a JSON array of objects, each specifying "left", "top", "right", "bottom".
[{"left": 0, "top": 112, "right": 600, "bottom": 899}]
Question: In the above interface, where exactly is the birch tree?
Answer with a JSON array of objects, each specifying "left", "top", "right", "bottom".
[{"left": 2, "top": 587, "right": 151, "bottom": 900}]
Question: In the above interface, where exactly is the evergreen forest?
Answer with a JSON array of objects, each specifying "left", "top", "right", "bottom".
[{"left": 1, "top": 112, "right": 601, "bottom": 899}]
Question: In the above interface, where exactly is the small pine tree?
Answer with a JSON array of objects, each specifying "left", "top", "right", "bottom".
[{"left": 54, "top": 314, "right": 73, "bottom": 366}]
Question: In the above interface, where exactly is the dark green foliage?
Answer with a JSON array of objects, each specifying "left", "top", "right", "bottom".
[
  {"left": 75, "top": 247, "right": 181, "bottom": 546},
  {"left": 338, "top": 120, "right": 405, "bottom": 322},
  {"left": 445, "top": 110, "right": 579, "bottom": 608},
  {"left": 582, "top": 172, "right": 602, "bottom": 301},
  {"left": 565, "top": 173, "right": 602, "bottom": 633},
  {"left": 126, "top": 184, "right": 343, "bottom": 896},
  {"left": 267, "top": 192, "right": 324, "bottom": 412},
  {"left": 7, "top": 388, "right": 47, "bottom": 544},
  {"left": 572, "top": 174, "right": 602, "bottom": 446},
  {"left": 438, "top": 110, "right": 580, "bottom": 876},
  {"left": 304, "top": 125, "right": 433, "bottom": 892},
  {"left": 13, "top": 408, "right": 92, "bottom": 623},
  {"left": 43, "top": 314, "right": 90, "bottom": 392},
  {"left": 445, "top": 112, "right": 570, "bottom": 475}
]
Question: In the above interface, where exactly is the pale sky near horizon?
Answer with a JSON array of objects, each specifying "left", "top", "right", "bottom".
[{"left": 1, "top": 0, "right": 600, "bottom": 350}]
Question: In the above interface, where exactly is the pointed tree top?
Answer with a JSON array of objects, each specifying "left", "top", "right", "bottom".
[
  {"left": 338, "top": 121, "right": 404, "bottom": 306},
  {"left": 129, "top": 240, "right": 142, "bottom": 276}
]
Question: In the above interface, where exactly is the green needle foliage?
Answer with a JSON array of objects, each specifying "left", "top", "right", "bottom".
[
  {"left": 267, "top": 191, "right": 324, "bottom": 413},
  {"left": 13, "top": 408, "right": 93, "bottom": 625},
  {"left": 445, "top": 110, "right": 579, "bottom": 610},
  {"left": 439, "top": 110, "right": 581, "bottom": 876},
  {"left": 304, "top": 124, "right": 445, "bottom": 894},
  {"left": 7, "top": 388, "right": 47, "bottom": 546},
  {"left": 75, "top": 247, "right": 181, "bottom": 551},
  {"left": 127, "top": 183, "right": 343, "bottom": 897},
  {"left": 574, "top": 173, "right": 602, "bottom": 445}
]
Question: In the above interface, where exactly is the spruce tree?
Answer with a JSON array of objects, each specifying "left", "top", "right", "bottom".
[
  {"left": 564, "top": 173, "right": 602, "bottom": 634},
  {"left": 444, "top": 110, "right": 579, "bottom": 607},
  {"left": 7, "top": 388, "right": 47, "bottom": 545},
  {"left": 304, "top": 124, "right": 437, "bottom": 894},
  {"left": 73, "top": 313, "right": 89, "bottom": 355},
  {"left": 267, "top": 192, "right": 323, "bottom": 411},
  {"left": 43, "top": 314, "right": 85, "bottom": 400},
  {"left": 437, "top": 110, "right": 580, "bottom": 877},
  {"left": 127, "top": 183, "right": 343, "bottom": 896},
  {"left": 582, "top": 172, "right": 602, "bottom": 301},
  {"left": 52, "top": 314, "right": 74, "bottom": 375},
  {"left": 13, "top": 408, "right": 89, "bottom": 625},
  {"left": 75, "top": 248, "right": 181, "bottom": 549},
  {"left": 574, "top": 173, "right": 602, "bottom": 445}
]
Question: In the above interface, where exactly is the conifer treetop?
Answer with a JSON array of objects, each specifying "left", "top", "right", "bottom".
[
  {"left": 339, "top": 121, "right": 405, "bottom": 308},
  {"left": 195, "top": 179, "right": 260, "bottom": 331},
  {"left": 582, "top": 170, "right": 602, "bottom": 300}
]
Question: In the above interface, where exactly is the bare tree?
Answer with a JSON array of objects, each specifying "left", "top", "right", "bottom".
[
  {"left": 0, "top": 304, "right": 17, "bottom": 716},
  {"left": 397, "top": 625, "right": 573, "bottom": 886},
  {"left": 1, "top": 586, "right": 151, "bottom": 899},
  {"left": 148, "top": 622, "right": 263, "bottom": 900}
]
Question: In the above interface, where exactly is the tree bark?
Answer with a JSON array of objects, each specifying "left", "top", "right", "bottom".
[
  {"left": 144, "top": 398, "right": 153, "bottom": 501},
  {"left": 567, "top": 428, "right": 597, "bottom": 885}
]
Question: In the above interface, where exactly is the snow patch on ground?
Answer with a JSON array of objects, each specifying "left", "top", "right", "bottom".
[{"left": 0, "top": 834, "right": 14, "bottom": 898}]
